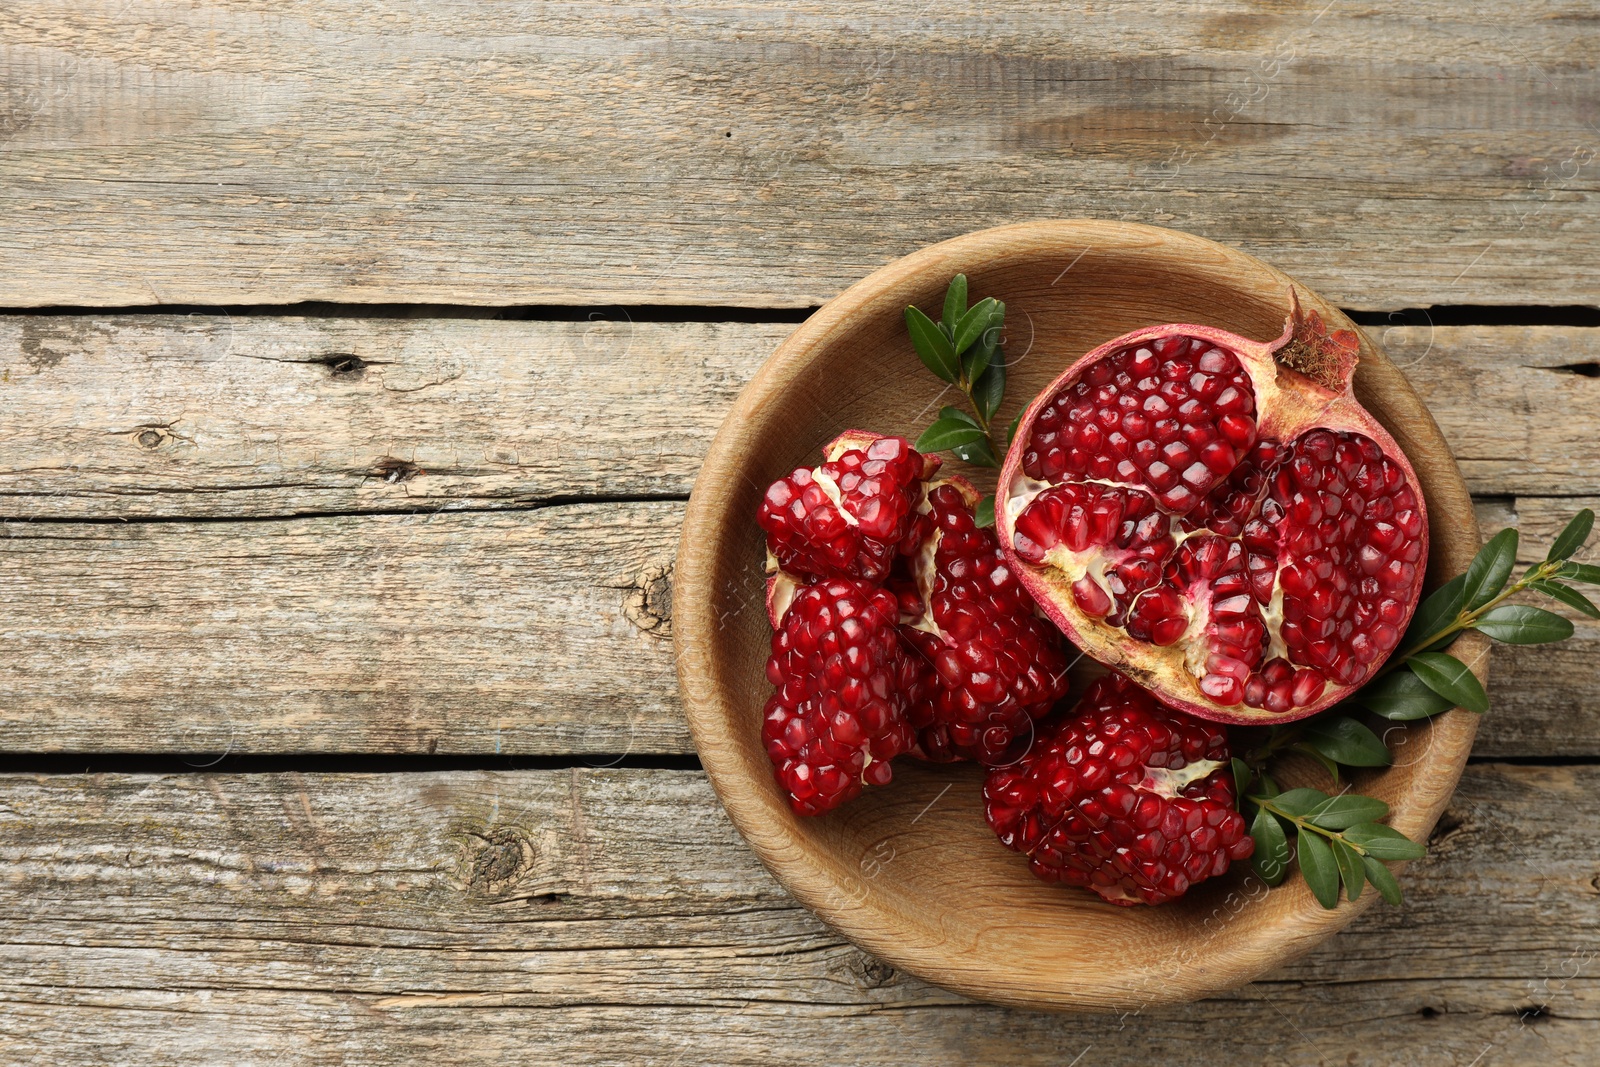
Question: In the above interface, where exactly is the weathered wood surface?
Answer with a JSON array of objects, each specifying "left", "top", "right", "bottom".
[
  {"left": 2, "top": 3, "right": 1597, "bottom": 309},
  {"left": 0, "top": 315, "right": 782, "bottom": 518},
  {"left": 0, "top": 503, "right": 687, "bottom": 756},
  {"left": 0, "top": 495, "right": 1594, "bottom": 756},
  {"left": 2, "top": 319, "right": 1597, "bottom": 520},
  {"left": 9, "top": 313, "right": 1594, "bottom": 756},
  {"left": 0, "top": 765, "right": 1591, "bottom": 1065}
]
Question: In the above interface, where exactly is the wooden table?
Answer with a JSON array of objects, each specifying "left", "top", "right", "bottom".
[{"left": 2, "top": 3, "right": 1597, "bottom": 1063}]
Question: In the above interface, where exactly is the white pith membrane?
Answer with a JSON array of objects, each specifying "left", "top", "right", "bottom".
[
  {"left": 1139, "top": 759, "right": 1226, "bottom": 798},
  {"left": 808, "top": 467, "right": 857, "bottom": 526},
  {"left": 764, "top": 550, "right": 801, "bottom": 627},
  {"left": 899, "top": 480, "right": 965, "bottom": 639},
  {"left": 1000, "top": 312, "right": 1422, "bottom": 721},
  {"left": 1001, "top": 458, "right": 1298, "bottom": 699}
]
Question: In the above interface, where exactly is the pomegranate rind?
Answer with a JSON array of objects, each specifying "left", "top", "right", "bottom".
[{"left": 997, "top": 300, "right": 1428, "bottom": 725}]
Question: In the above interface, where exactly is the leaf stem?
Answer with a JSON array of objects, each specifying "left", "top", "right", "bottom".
[{"left": 1246, "top": 796, "right": 1371, "bottom": 856}]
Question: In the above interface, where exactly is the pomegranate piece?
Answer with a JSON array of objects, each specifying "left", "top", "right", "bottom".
[
  {"left": 998, "top": 292, "right": 1428, "bottom": 723},
  {"left": 762, "top": 578, "right": 916, "bottom": 815},
  {"left": 758, "top": 431, "right": 940, "bottom": 584},
  {"left": 896, "top": 482, "right": 1073, "bottom": 765},
  {"left": 984, "top": 671, "right": 1253, "bottom": 905}
]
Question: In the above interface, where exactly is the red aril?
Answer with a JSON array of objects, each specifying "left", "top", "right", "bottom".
[{"left": 997, "top": 293, "right": 1427, "bottom": 724}]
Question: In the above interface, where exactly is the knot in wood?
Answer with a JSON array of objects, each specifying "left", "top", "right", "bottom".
[
  {"left": 847, "top": 951, "right": 897, "bottom": 989},
  {"left": 623, "top": 563, "right": 673, "bottom": 638},
  {"left": 322, "top": 354, "right": 369, "bottom": 380},
  {"left": 134, "top": 426, "right": 170, "bottom": 450},
  {"left": 467, "top": 827, "right": 537, "bottom": 895},
  {"left": 371, "top": 457, "right": 421, "bottom": 484}
]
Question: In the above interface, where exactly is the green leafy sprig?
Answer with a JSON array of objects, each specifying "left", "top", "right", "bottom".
[
  {"left": 1239, "top": 509, "right": 1596, "bottom": 909},
  {"left": 905, "top": 274, "right": 1010, "bottom": 477},
  {"left": 1234, "top": 766, "right": 1423, "bottom": 907}
]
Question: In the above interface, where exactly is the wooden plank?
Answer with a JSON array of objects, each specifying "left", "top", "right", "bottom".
[
  {"left": 0, "top": 765, "right": 1593, "bottom": 1064},
  {"left": 1, "top": 3, "right": 1597, "bottom": 308},
  {"left": 3, "top": 319, "right": 1599, "bottom": 519},
  {"left": 0, "top": 503, "right": 696, "bottom": 755},
  {"left": 0, "top": 496, "right": 1594, "bottom": 755},
  {"left": 0, "top": 315, "right": 788, "bottom": 519}
]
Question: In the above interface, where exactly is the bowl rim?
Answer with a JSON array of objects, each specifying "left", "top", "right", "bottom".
[{"left": 674, "top": 220, "right": 1485, "bottom": 1011}]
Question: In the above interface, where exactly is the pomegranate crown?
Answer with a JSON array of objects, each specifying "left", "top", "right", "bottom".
[{"left": 1272, "top": 287, "right": 1362, "bottom": 392}]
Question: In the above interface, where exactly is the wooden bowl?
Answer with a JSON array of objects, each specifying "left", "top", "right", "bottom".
[{"left": 674, "top": 221, "right": 1484, "bottom": 1011}]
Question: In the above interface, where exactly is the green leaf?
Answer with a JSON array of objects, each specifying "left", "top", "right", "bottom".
[
  {"left": 1474, "top": 603, "right": 1575, "bottom": 644},
  {"left": 971, "top": 361, "right": 1006, "bottom": 425},
  {"left": 1332, "top": 838, "right": 1365, "bottom": 902},
  {"left": 1407, "top": 652, "right": 1489, "bottom": 713},
  {"left": 915, "top": 418, "right": 987, "bottom": 453},
  {"left": 1305, "top": 793, "right": 1390, "bottom": 830},
  {"left": 1296, "top": 832, "right": 1340, "bottom": 909},
  {"left": 1405, "top": 573, "right": 1467, "bottom": 650},
  {"left": 1302, "top": 715, "right": 1391, "bottom": 767},
  {"left": 1231, "top": 757, "right": 1253, "bottom": 799},
  {"left": 1559, "top": 561, "right": 1600, "bottom": 586},
  {"left": 963, "top": 328, "right": 996, "bottom": 385},
  {"left": 949, "top": 435, "right": 999, "bottom": 468},
  {"left": 1547, "top": 509, "right": 1594, "bottom": 562},
  {"left": 1250, "top": 806, "right": 1290, "bottom": 886},
  {"left": 1256, "top": 771, "right": 1280, "bottom": 799},
  {"left": 941, "top": 274, "right": 968, "bottom": 332},
  {"left": 938, "top": 406, "right": 982, "bottom": 429},
  {"left": 1269, "top": 788, "right": 1330, "bottom": 818},
  {"left": 951, "top": 297, "right": 999, "bottom": 357},
  {"left": 974, "top": 496, "right": 996, "bottom": 529},
  {"left": 1007, "top": 408, "right": 1025, "bottom": 446},
  {"left": 1463, "top": 528, "right": 1519, "bottom": 609},
  {"left": 1530, "top": 580, "right": 1600, "bottom": 619},
  {"left": 1362, "top": 856, "right": 1403, "bottom": 905},
  {"left": 1358, "top": 669, "right": 1455, "bottom": 721},
  {"left": 1343, "top": 822, "right": 1427, "bottom": 860},
  {"left": 905, "top": 305, "right": 958, "bottom": 383}
]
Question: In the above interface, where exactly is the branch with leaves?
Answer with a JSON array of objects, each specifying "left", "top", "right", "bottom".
[
  {"left": 1238, "top": 509, "right": 1597, "bottom": 908},
  {"left": 904, "top": 275, "right": 1012, "bottom": 525}
]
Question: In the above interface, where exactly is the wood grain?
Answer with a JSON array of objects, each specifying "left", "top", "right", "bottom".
[
  {"left": 2, "top": 318, "right": 1598, "bottom": 520},
  {"left": 0, "top": 503, "right": 691, "bottom": 755},
  {"left": 0, "top": 495, "right": 1591, "bottom": 756},
  {"left": 0, "top": 765, "right": 1591, "bottom": 1064},
  {"left": 1, "top": 2, "right": 1597, "bottom": 308},
  {"left": 0, "top": 315, "right": 785, "bottom": 519}
]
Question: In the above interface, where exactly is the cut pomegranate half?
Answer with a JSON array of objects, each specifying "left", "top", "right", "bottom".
[{"left": 997, "top": 292, "right": 1428, "bottom": 724}]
